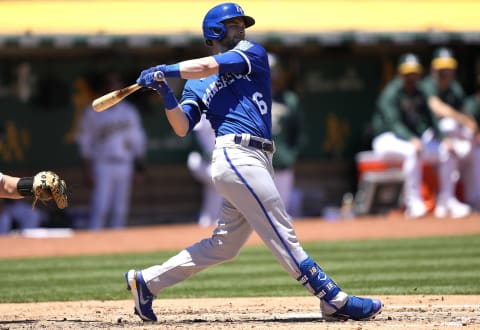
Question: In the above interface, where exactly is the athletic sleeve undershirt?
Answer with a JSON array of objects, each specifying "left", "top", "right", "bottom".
[{"left": 180, "top": 97, "right": 203, "bottom": 133}]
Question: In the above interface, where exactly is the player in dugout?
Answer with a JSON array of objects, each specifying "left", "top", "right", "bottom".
[{"left": 420, "top": 47, "right": 474, "bottom": 218}]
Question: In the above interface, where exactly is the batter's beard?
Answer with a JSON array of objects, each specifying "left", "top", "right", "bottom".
[{"left": 220, "top": 36, "right": 243, "bottom": 51}]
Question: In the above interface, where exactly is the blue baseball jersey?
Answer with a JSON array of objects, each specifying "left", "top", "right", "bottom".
[{"left": 180, "top": 40, "right": 272, "bottom": 140}]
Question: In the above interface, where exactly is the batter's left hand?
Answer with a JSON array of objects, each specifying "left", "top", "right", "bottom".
[
  {"left": 137, "top": 67, "right": 171, "bottom": 95},
  {"left": 137, "top": 65, "right": 166, "bottom": 86}
]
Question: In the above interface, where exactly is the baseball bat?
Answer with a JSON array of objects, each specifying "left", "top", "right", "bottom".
[
  {"left": 92, "top": 83, "right": 141, "bottom": 112},
  {"left": 91, "top": 71, "right": 165, "bottom": 112}
]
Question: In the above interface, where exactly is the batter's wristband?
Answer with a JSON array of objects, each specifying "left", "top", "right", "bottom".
[
  {"left": 17, "top": 176, "right": 34, "bottom": 197},
  {"left": 164, "top": 64, "right": 181, "bottom": 78},
  {"left": 161, "top": 91, "right": 179, "bottom": 110}
]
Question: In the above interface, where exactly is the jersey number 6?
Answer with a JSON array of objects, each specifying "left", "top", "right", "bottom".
[{"left": 252, "top": 92, "right": 268, "bottom": 115}]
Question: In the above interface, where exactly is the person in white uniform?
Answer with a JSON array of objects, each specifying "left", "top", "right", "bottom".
[
  {"left": 372, "top": 54, "right": 442, "bottom": 218},
  {"left": 0, "top": 200, "right": 45, "bottom": 235},
  {"left": 420, "top": 47, "right": 474, "bottom": 218},
  {"left": 462, "top": 74, "right": 480, "bottom": 210},
  {"left": 76, "top": 72, "right": 147, "bottom": 230},
  {"left": 187, "top": 115, "right": 223, "bottom": 227}
]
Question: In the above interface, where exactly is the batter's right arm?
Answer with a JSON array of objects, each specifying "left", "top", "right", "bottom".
[
  {"left": 155, "top": 50, "right": 248, "bottom": 81},
  {"left": 144, "top": 57, "right": 219, "bottom": 81},
  {"left": 177, "top": 57, "right": 219, "bottom": 79}
]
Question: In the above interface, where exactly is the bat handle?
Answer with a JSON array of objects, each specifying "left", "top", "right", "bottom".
[{"left": 153, "top": 71, "right": 165, "bottom": 81}]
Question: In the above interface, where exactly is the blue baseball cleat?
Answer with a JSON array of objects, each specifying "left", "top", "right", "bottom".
[
  {"left": 321, "top": 295, "right": 382, "bottom": 321},
  {"left": 125, "top": 269, "right": 157, "bottom": 322}
]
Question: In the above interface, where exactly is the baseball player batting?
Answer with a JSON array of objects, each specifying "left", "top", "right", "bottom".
[{"left": 125, "top": 2, "right": 382, "bottom": 322}]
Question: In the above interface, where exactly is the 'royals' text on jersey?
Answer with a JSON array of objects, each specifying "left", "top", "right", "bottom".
[{"left": 180, "top": 40, "right": 272, "bottom": 140}]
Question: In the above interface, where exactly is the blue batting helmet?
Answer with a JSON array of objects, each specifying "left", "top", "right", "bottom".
[{"left": 202, "top": 2, "right": 255, "bottom": 45}]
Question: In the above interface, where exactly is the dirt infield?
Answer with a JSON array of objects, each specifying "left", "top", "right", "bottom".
[
  {"left": 0, "top": 295, "right": 479, "bottom": 329},
  {"left": 1, "top": 214, "right": 480, "bottom": 329}
]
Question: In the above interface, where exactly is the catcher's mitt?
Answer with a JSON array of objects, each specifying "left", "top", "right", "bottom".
[{"left": 32, "top": 171, "right": 68, "bottom": 209}]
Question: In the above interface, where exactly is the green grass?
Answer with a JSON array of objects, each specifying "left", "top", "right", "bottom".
[{"left": 0, "top": 234, "right": 479, "bottom": 303}]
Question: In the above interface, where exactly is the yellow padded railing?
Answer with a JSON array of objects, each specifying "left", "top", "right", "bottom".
[{"left": 1, "top": 0, "right": 479, "bottom": 35}]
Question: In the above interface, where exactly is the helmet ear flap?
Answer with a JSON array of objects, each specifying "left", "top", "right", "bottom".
[
  {"left": 209, "top": 22, "right": 227, "bottom": 39},
  {"left": 204, "top": 22, "right": 227, "bottom": 46}
]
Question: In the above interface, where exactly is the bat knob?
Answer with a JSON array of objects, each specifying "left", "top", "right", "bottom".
[{"left": 153, "top": 71, "right": 165, "bottom": 81}]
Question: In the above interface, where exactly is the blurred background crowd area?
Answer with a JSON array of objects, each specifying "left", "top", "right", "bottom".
[{"left": 1, "top": 0, "right": 480, "bottom": 229}]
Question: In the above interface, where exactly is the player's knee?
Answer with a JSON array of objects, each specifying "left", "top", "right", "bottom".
[
  {"left": 215, "top": 243, "right": 241, "bottom": 261},
  {"left": 297, "top": 256, "right": 341, "bottom": 301},
  {"left": 205, "top": 236, "right": 242, "bottom": 261}
]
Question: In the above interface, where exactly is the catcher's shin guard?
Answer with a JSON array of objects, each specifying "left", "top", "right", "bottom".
[{"left": 297, "top": 256, "right": 341, "bottom": 302}]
